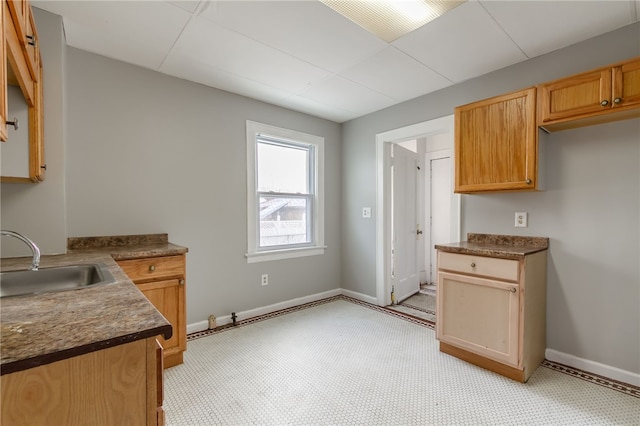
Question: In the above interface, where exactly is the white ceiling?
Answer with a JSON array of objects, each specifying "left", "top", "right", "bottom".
[{"left": 33, "top": 0, "right": 640, "bottom": 123}]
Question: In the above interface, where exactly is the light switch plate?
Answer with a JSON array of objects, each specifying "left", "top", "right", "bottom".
[
  {"left": 362, "top": 207, "right": 371, "bottom": 219},
  {"left": 515, "top": 212, "right": 528, "bottom": 227}
]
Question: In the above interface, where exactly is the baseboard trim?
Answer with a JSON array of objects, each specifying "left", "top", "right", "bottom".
[
  {"left": 340, "top": 288, "right": 378, "bottom": 305},
  {"left": 187, "top": 288, "right": 342, "bottom": 334},
  {"left": 545, "top": 349, "right": 640, "bottom": 387}
]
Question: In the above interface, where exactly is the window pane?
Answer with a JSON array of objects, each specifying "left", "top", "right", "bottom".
[
  {"left": 259, "top": 195, "right": 312, "bottom": 248},
  {"left": 257, "top": 142, "right": 309, "bottom": 193}
]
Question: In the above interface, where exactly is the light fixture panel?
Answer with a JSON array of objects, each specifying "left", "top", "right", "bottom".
[{"left": 320, "top": 0, "right": 466, "bottom": 43}]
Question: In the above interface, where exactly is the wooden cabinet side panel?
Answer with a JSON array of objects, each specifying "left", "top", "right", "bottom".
[
  {"left": 1, "top": 340, "right": 149, "bottom": 426},
  {"left": 522, "top": 251, "right": 547, "bottom": 381}
]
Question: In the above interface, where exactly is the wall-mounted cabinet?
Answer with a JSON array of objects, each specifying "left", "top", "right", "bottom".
[
  {"left": 538, "top": 57, "right": 640, "bottom": 132},
  {"left": 454, "top": 87, "right": 538, "bottom": 193},
  {"left": 1, "top": 0, "right": 44, "bottom": 183}
]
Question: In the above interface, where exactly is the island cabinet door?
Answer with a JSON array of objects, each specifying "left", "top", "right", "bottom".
[{"left": 436, "top": 271, "right": 520, "bottom": 367}]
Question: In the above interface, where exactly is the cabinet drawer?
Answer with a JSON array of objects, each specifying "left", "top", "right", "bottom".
[
  {"left": 117, "top": 255, "right": 185, "bottom": 282},
  {"left": 438, "top": 252, "right": 519, "bottom": 282}
]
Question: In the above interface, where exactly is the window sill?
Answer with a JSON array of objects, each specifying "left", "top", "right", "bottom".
[{"left": 245, "top": 246, "right": 327, "bottom": 263}]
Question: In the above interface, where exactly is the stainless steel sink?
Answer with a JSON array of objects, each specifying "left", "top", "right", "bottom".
[{"left": 0, "top": 263, "right": 117, "bottom": 298}]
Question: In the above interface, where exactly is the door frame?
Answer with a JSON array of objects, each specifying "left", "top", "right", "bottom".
[{"left": 375, "top": 115, "right": 460, "bottom": 306}]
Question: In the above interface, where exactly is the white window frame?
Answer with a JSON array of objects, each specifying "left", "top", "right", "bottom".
[{"left": 246, "top": 120, "right": 325, "bottom": 263}]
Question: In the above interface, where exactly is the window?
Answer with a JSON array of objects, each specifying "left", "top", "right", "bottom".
[{"left": 246, "top": 121, "right": 325, "bottom": 263}]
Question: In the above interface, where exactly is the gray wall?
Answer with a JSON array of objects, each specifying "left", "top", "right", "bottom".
[
  {"left": 341, "top": 22, "right": 640, "bottom": 374},
  {"left": 1, "top": 8, "right": 66, "bottom": 256},
  {"left": 63, "top": 47, "right": 342, "bottom": 324}
]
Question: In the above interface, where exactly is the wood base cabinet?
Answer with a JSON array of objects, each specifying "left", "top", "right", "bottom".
[
  {"left": 436, "top": 250, "right": 547, "bottom": 382},
  {"left": 117, "top": 254, "right": 186, "bottom": 368},
  {"left": 1, "top": 338, "right": 164, "bottom": 426}
]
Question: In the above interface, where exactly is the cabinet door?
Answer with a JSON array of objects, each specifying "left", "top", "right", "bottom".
[
  {"left": 613, "top": 59, "right": 640, "bottom": 109},
  {"left": 136, "top": 278, "right": 186, "bottom": 367},
  {"left": 436, "top": 271, "right": 520, "bottom": 367},
  {"left": 1, "top": 0, "right": 7, "bottom": 142},
  {"left": 538, "top": 68, "right": 611, "bottom": 123},
  {"left": 455, "top": 87, "right": 537, "bottom": 193}
]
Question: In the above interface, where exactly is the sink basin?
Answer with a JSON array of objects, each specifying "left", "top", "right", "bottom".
[{"left": 0, "top": 263, "right": 117, "bottom": 298}]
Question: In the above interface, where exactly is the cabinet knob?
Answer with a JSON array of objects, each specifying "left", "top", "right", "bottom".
[
  {"left": 510, "top": 287, "right": 517, "bottom": 293},
  {"left": 600, "top": 100, "right": 609, "bottom": 106},
  {"left": 613, "top": 97, "right": 622, "bottom": 104},
  {"left": 6, "top": 118, "right": 18, "bottom": 131},
  {"left": 179, "top": 279, "right": 185, "bottom": 285},
  {"left": 149, "top": 265, "right": 156, "bottom": 272},
  {"left": 470, "top": 262, "right": 476, "bottom": 268},
  {"left": 525, "top": 179, "right": 532, "bottom": 185}
]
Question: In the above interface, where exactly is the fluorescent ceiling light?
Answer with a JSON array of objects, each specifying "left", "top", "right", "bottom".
[{"left": 320, "top": 0, "right": 466, "bottom": 42}]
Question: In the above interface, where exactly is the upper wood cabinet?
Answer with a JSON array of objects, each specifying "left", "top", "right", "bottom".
[
  {"left": 538, "top": 57, "right": 640, "bottom": 131},
  {"left": 454, "top": 87, "right": 538, "bottom": 193},
  {"left": 6, "top": 0, "right": 38, "bottom": 81},
  {"left": 0, "top": 2, "right": 7, "bottom": 142},
  {"left": 1, "top": 0, "right": 45, "bottom": 182}
]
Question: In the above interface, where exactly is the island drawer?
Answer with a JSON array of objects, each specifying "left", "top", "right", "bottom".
[{"left": 438, "top": 252, "right": 519, "bottom": 282}]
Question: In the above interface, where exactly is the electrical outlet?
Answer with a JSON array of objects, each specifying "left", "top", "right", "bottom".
[
  {"left": 515, "top": 212, "right": 528, "bottom": 228},
  {"left": 261, "top": 274, "right": 268, "bottom": 286},
  {"left": 362, "top": 207, "right": 371, "bottom": 218}
]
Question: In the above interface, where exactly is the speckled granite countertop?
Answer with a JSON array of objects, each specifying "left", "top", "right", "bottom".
[
  {"left": 435, "top": 233, "right": 549, "bottom": 260},
  {"left": 1, "top": 234, "right": 187, "bottom": 375}
]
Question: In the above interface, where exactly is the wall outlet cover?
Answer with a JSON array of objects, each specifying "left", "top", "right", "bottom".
[
  {"left": 362, "top": 207, "right": 372, "bottom": 218},
  {"left": 515, "top": 212, "right": 528, "bottom": 228}
]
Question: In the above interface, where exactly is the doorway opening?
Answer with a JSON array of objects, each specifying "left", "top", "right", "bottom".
[{"left": 375, "top": 115, "right": 460, "bottom": 317}]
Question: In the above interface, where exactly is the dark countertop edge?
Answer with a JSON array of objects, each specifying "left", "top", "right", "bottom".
[
  {"left": 434, "top": 243, "right": 547, "bottom": 260},
  {"left": 0, "top": 325, "right": 171, "bottom": 376},
  {"left": 435, "top": 234, "right": 549, "bottom": 260}
]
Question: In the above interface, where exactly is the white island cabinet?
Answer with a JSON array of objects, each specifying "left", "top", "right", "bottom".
[{"left": 435, "top": 234, "right": 548, "bottom": 382}]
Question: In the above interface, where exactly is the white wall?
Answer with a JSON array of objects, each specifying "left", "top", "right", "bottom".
[{"left": 341, "top": 23, "right": 640, "bottom": 375}]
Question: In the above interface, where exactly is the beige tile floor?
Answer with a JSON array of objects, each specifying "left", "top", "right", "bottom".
[{"left": 165, "top": 297, "right": 639, "bottom": 425}]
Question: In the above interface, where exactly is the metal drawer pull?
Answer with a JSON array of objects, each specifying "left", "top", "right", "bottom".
[
  {"left": 600, "top": 100, "right": 609, "bottom": 106},
  {"left": 179, "top": 279, "right": 185, "bottom": 285},
  {"left": 613, "top": 97, "right": 622, "bottom": 104},
  {"left": 510, "top": 287, "right": 517, "bottom": 293},
  {"left": 470, "top": 262, "right": 476, "bottom": 268},
  {"left": 149, "top": 265, "right": 156, "bottom": 272}
]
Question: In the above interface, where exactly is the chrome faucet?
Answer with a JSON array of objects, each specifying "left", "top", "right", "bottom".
[{"left": 1, "top": 230, "right": 41, "bottom": 271}]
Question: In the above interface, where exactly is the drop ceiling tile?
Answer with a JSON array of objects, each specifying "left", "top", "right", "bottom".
[
  {"left": 167, "top": 1, "right": 202, "bottom": 14},
  {"left": 277, "top": 94, "right": 357, "bottom": 123},
  {"left": 301, "top": 75, "right": 397, "bottom": 117},
  {"left": 480, "top": 0, "right": 638, "bottom": 58},
  {"left": 393, "top": 1, "right": 527, "bottom": 83},
  {"left": 161, "top": 52, "right": 292, "bottom": 106},
  {"left": 198, "top": 0, "right": 387, "bottom": 73},
  {"left": 34, "top": 1, "right": 191, "bottom": 69},
  {"left": 167, "top": 16, "right": 330, "bottom": 94},
  {"left": 339, "top": 46, "right": 453, "bottom": 101}
]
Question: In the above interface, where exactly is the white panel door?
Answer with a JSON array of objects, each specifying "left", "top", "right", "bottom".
[
  {"left": 391, "top": 144, "right": 419, "bottom": 302},
  {"left": 427, "top": 153, "right": 452, "bottom": 284}
]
